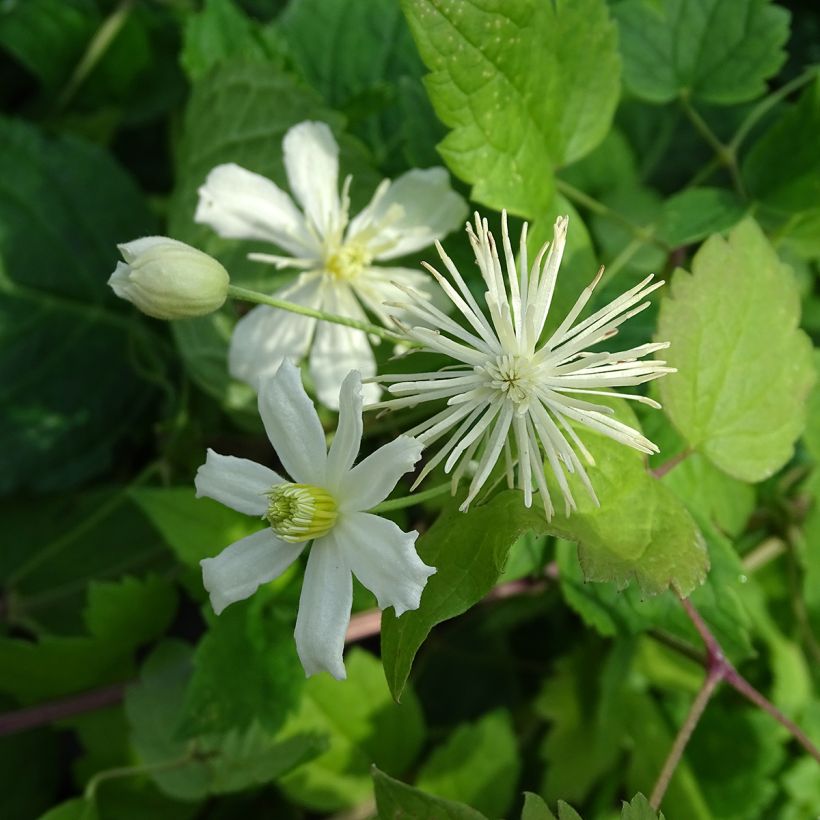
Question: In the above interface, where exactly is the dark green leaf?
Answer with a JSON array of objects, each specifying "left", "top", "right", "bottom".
[
  {"left": 657, "top": 188, "right": 746, "bottom": 247},
  {"left": 520, "top": 793, "right": 557, "bottom": 820}
]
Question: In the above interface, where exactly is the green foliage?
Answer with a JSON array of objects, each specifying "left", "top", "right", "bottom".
[
  {"left": 614, "top": 0, "right": 789, "bottom": 104},
  {"left": 401, "top": 0, "right": 620, "bottom": 217},
  {"left": 656, "top": 188, "right": 747, "bottom": 247},
  {"left": 657, "top": 219, "right": 815, "bottom": 481}
]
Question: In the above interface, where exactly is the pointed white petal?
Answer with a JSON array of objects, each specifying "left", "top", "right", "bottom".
[
  {"left": 228, "top": 273, "right": 324, "bottom": 390},
  {"left": 294, "top": 536, "right": 351, "bottom": 679},
  {"left": 309, "top": 284, "right": 380, "bottom": 410},
  {"left": 349, "top": 168, "right": 467, "bottom": 260},
  {"left": 194, "top": 448, "right": 282, "bottom": 516},
  {"left": 341, "top": 435, "right": 423, "bottom": 511},
  {"left": 201, "top": 528, "right": 304, "bottom": 615},
  {"left": 283, "top": 121, "right": 341, "bottom": 239},
  {"left": 195, "top": 163, "right": 317, "bottom": 257},
  {"left": 337, "top": 512, "right": 434, "bottom": 616},
  {"left": 259, "top": 360, "right": 328, "bottom": 485},
  {"left": 326, "top": 370, "right": 364, "bottom": 488}
]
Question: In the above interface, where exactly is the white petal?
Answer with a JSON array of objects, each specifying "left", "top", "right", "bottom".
[
  {"left": 336, "top": 512, "right": 434, "bottom": 616},
  {"left": 294, "top": 536, "right": 351, "bottom": 679},
  {"left": 341, "top": 435, "right": 422, "bottom": 511},
  {"left": 195, "top": 163, "right": 318, "bottom": 258},
  {"left": 195, "top": 448, "right": 282, "bottom": 516},
  {"left": 326, "top": 370, "right": 363, "bottom": 489},
  {"left": 108, "top": 261, "right": 132, "bottom": 298},
  {"left": 259, "top": 360, "right": 328, "bottom": 485},
  {"left": 228, "top": 273, "right": 323, "bottom": 390},
  {"left": 309, "top": 284, "right": 380, "bottom": 410},
  {"left": 355, "top": 266, "right": 451, "bottom": 324},
  {"left": 201, "top": 529, "right": 304, "bottom": 615},
  {"left": 118, "top": 236, "right": 192, "bottom": 262},
  {"left": 283, "top": 121, "right": 341, "bottom": 239},
  {"left": 349, "top": 168, "right": 467, "bottom": 260}
]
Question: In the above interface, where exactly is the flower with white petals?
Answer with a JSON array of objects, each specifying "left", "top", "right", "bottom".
[
  {"left": 374, "top": 212, "right": 674, "bottom": 519},
  {"left": 195, "top": 360, "right": 435, "bottom": 680},
  {"left": 195, "top": 120, "right": 467, "bottom": 408}
]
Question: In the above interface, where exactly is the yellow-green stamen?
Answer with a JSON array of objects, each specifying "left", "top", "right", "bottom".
[{"left": 265, "top": 483, "right": 338, "bottom": 543}]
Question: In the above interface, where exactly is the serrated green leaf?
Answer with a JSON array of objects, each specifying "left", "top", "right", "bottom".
[
  {"left": 620, "top": 793, "right": 663, "bottom": 820},
  {"left": 0, "top": 117, "right": 158, "bottom": 493},
  {"left": 521, "top": 792, "right": 557, "bottom": 820},
  {"left": 381, "top": 491, "right": 547, "bottom": 701},
  {"left": 743, "top": 77, "right": 820, "bottom": 215},
  {"left": 657, "top": 188, "right": 747, "bottom": 247},
  {"left": 657, "top": 218, "right": 815, "bottom": 482},
  {"left": 277, "top": 648, "right": 426, "bottom": 811},
  {"left": 372, "top": 766, "right": 488, "bottom": 820},
  {"left": 416, "top": 710, "right": 520, "bottom": 818},
  {"left": 401, "top": 0, "right": 620, "bottom": 217},
  {"left": 613, "top": 0, "right": 789, "bottom": 104}
]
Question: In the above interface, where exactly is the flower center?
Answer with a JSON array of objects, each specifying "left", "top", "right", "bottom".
[
  {"left": 325, "top": 240, "right": 372, "bottom": 281},
  {"left": 265, "top": 483, "right": 338, "bottom": 543},
  {"left": 481, "top": 354, "right": 538, "bottom": 412}
]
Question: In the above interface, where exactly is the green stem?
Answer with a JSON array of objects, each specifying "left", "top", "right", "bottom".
[
  {"left": 227, "top": 284, "right": 412, "bottom": 346},
  {"left": 555, "top": 180, "right": 669, "bottom": 251},
  {"left": 85, "top": 751, "right": 197, "bottom": 802},
  {"left": 599, "top": 236, "right": 645, "bottom": 288},
  {"left": 370, "top": 482, "right": 451, "bottom": 513}
]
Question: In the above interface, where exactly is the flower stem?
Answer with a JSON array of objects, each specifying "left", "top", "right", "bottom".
[
  {"left": 370, "top": 482, "right": 452, "bottom": 513},
  {"left": 227, "top": 284, "right": 411, "bottom": 346},
  {"left": 84, "top": 751, "right": 200, "bottom": 802},
  {"left": 651, "top": 448, "right": 691, "bottom": 479}
]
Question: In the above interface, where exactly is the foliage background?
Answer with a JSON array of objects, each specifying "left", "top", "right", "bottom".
[{"left": 0, "top": 0, "right": 819, "bottom": 818}]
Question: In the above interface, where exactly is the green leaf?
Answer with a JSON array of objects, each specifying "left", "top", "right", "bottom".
[
  {"left": 0, "top": 723, "right": 59, "bottom": 819},
  {"left": 168, "top": 63, "right": 377, "bottom": 408},
  {"left": 401, "top": 0, "right": 620, "bottom": 217},
  {"left": 130, "top": 486, "right": 259, "bottom": 567},
  {"left": 416, "top": 710, "right": 520, "bottom": 818},
  {"left": 656, "top": 188, "right": 747, "bottom": 247},
  {"left": 621, "top": 793, "right": 664, "bottom": 820},
  {"left": 381, "top": 491, "right": 547, "bottom": 701},
  {"left": 0, "top": 117, "right": 158, "bottom": 493},
  {"left": 557, "top": 805, "right": 584, "bottom": 820},
  {"left": 277, "top": 648, "right": 426, "bottom": 811},
  {"left": 179, "top": 596, "right": 304, "bottom": 737},
  {"left": 743, "top": 77, "right": 820, "bottom": 215},
  {"left": 37, "top": 798, "right": 98, "bottom": 820},
  {"left": 372, "top": 766, "right": 488, "bottom": 820},
  {"left": 520, "top": 793, "right": 557, "bottom": 820},
  {"left": 657, "top": 218, "right": 815, "bottom": 482},
  {"left": 613, "top": 0, "right": 789, "bottom": 104},
  {"left": 181, "top": 0, "right": 285, "bottom": 81}
]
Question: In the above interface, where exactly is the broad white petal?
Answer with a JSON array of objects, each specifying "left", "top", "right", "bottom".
[
  {"left": 195, "top": 448, "right": 282, "bottom": 516},
  {"left": 341, "top": 435, "right": 422, "bottom": 511},
  {"left": 326, "top": 370, "right": 363, "bottom": 489},
  {"left": 337, "top": 512, "right": 434, "bottom": 616},
  {"left": 349, "top": 168, "right": 467, "bottom": 260},
  {"left": 201, "top": 529, "right": 304, "bottom": 615},
  {"left": 259, "top": 360, "right": 328, "bottom": 485},
  {"left": 228, "top": 273, "right": 323, "bottom": 390},
  {"left": 195, "top": 163, "right": 318, "bottom": 258},
  {"left": 309, "top": 284, "right": 380, "bottom": 410},
  {"left": 283, "top": 121, "right": 341, "bottom": 239},
  {"left": 294, "top": 536, "right": 351, "bottom": 679}
]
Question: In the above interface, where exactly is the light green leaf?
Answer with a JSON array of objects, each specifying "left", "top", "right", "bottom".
[
  {"left": 657, "top": 188, "right": 747, "bottom": 247},
  {"left": 557, "top": 805, "right": 584, "bottom": 820},
  {"left": 621, "top": 793, "right": 664, "bottom": 820},
  {"left": 381, "top": 491, "right": 547, "bottom": 701},
  {"left": 130, "top": 486, "right": 259, "bottom": 567},
  {"left": 520, "top": 793, "right": 557, "bottom": 820},
  {"left": 613, "top": 0, "right": 789, "bottom": 104},
  {"left": 743, "top": 77, "right": 820, "bottom": 215},
  {"left": 0, "top": 117, "right": 158, "bottom": 493},
  {"left": 37, "top": 798, "right": 98, "bottom": 820},
  {"left": 657, "top": 218, "right": 815, "bottom": 481},
  {"left": 401, "top": 0, "right": 620, "bottom": 217},
  {"left": 416, "top": 710, "right": 520, "bottom": 818},
  {"left": 372, "top": 766, "right": 488, "bottom": 820},
  {"left": 277, "top": 648, "right": 426, "bottom": 811}
]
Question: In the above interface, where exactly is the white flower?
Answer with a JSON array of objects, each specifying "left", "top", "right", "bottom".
[
  {"left": 108, "top": 237, "right": 229, "bottom": 320},
  {"left": 374, "top": 212, "right": 674, "bottom": 519},
  {"left": 195, "top": 360, "right": 435, "bottom": 680},
  {"left": 195, "top": 120, "right": 467, "bottom": 409}
]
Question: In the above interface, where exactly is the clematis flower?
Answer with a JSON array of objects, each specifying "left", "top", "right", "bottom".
[
  {"left": 374, "top": 212, "right": 674, "bottom": 519},
  {"left": 195, "top": 120, "right": 467, "bottom": 409},
  {"left": 195, "top": 360, "right": 435, "bottom": 679}
]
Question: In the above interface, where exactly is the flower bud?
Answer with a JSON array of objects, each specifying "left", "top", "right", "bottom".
[{"left": 108, "top": 237, "right": 229, "bottom": 320}]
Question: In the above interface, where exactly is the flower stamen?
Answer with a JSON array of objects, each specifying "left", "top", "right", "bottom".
[{"left": 266, "top": 483, "right": 338, "bottom": 543}]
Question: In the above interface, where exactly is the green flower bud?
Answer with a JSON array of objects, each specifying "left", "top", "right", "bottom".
[{"left": 108, "top": 236, "right": 229, "bottom": 320}]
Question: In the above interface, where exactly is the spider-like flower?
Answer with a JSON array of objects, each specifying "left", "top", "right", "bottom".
[
  {"left": 195, "top": 360, "right": 435, "bottom": 679},
  {"left": 196, "top": 120, "right": 466, "bottom": 408},
  {"left": 374, "top": 213, "right": 674, "bottom": 519}
]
